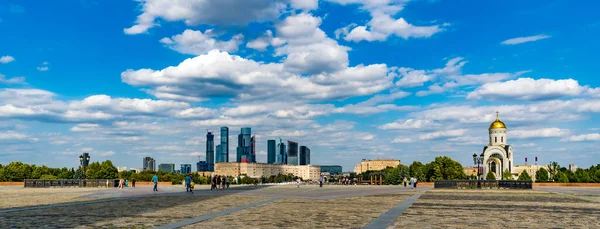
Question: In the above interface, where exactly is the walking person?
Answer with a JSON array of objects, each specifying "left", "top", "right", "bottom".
[
  {"left": 319, "top": 176, "right": 323, "bottom": 188},
  {"left": 118, "top": 177, "right": 124, "bottom": 189},
  {"left": 296, "top": 178, "right": 301, "bottom": 188},
  {"left": 403, "top": 177, "right": 407, "bottom": 187},
  {"left": 414, "top": 177, "right": 418, "bottom": 188},
  {"left": 185, "top": 174, "right": 192, "bottom": 193},
  {"left": 226, "top": 177, "right": 230, "bottom": 189},
  {"left": 211, "top": 176, "right": 216, "bottom": 191},
  {"left": 152, "top": 173, "right": 159, "bottom": 192},
  {"left": 410, "top": 177, "right": 414, "bottom": 189},
  {"left": 132, "top": 178, "right": 136, "bottom": 188}
]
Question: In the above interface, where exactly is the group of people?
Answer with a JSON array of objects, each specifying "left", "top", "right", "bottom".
[
  {"left": 117, "top": 177, "right": 136, "bottom": 189},
  {"left": 402, "top": 177, "right": 418, "bottom": 188},
  {"left": 211, "top": 175, "right": 230, "bottom": 190}
]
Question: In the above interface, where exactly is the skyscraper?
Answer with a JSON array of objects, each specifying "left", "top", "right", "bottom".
[
  {"left": 206, "top": 132, "right": 215, "bottom": 171},
  {"left": 237, "top": 133, "right": 243, "bottom": 162},
  {"left": 180, "top": 164, "right": 192, "bottom": 174},
  {"left": 267, "top": 140, "right": 276, "bottom": 164},
  {"left": 143, "top": 157, "right": 155, "bottom": 171},
  {"left": 300, "top": 146, "right": 310, "bottom": 165},
  {"left": 240, "top": 127, "right": 251, "bottom": 162},
  {"left": 287, "top": 140, "right": 299, "bottom": 165},
  {"left": 276, "top": 137, "right": 286, "bottom": 164},
  {"left": 219, "top": 126, "right": 229, "bottom": 162},
  {"left": 158, "top": 163, "right": 175, "bottom": 173},
  {"left": 250, "top": 135, "right": 256, "bottom": 163},
  {"left": 216, "top": 144, "right": 221, "bottom": 164}
]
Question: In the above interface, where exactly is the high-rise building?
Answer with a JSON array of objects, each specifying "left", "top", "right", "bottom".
[
  {"left": 237, "top": 133, "right": 243, "bottom": 162},
  {"left": 206, "top": 132, "right": 215, "bottom": 171},
  {"left": 180, "top": 164, "right": 192, "bottom": 174},
  {"left": 143, "top": 157, "right": 155, "bottom": 171},
  {"left": 287, "top": 140, "right": 299, "bottom": 165},
  {"left": 267, "top": 140, "right": 276, "bottom": 164},
  {"left": 219, "top": 126, "right": 229, "bottom": 162},
  {"left": 216, "top": 144, "right": 221, "bottom": 164},
  {"left": 250, "top": 135, "right": 256, "bottom": 163},
  {"left": 240, "top": 127, "right": 252, "bottom": 162},
  {"left": 276, "top": 138, "right": 286, "bottom": 164},
  {"left": 197, "top": 161, "right": 209, "bottom": 172},
  {"left": 158, "top": 163, "right": 175, "bottom": 173},
  {"left": 299, "top": 146, "right": 310, "bottom": 165}
]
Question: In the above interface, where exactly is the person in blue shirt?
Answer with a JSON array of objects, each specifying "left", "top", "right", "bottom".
[
  {"left": 152, "top": 173, "right": 159, "bottom": 192},
  {"left": 185, "top": 174, "right": 192, "bottom": 193}
]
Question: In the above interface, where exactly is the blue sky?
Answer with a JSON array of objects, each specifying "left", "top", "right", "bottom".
[{"left": 1, "top": 0, "right": 599, "bottom": 171}]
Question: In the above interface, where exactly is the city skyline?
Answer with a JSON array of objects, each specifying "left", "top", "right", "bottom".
[{"left": 0, "top": 1, "right": 599, "bottom": 172}]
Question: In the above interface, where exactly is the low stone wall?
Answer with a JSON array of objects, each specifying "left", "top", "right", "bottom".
[
  {"left": 0, "top": 182, "right": 23, "bottom": 186},
  {"left": 533, "top": 182, "right": 600, "bottom": 187}
]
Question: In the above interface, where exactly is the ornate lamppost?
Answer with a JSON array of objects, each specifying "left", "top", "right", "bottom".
[
  {"left": 473, "top": 152, "right": 484, "bottom": 188},
  {"left": 79, "top": 153, "right": 90, "bottom": 179}
]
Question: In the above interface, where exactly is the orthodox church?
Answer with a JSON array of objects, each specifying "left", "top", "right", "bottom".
[{"left": 481, "top": 112, "right": 514, "bottom": 179}]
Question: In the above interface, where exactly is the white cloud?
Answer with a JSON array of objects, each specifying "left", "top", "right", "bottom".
[
  {"left": 362, "top": 134, "right": 375, "bottom": 141},
  {"left": 391, "top": 137, "right": 413, "bottom": 143},
  {"left": 501, "top": 34, "right": 551, "bottom": 45},
  {"left": 0, "top": 74, "right": 25, "bottom": 84},
  {"left": 175, "top": 107, "right": 218, "bottom": 119},
  {"left": 268, "top": 130, "right": 307, "bottom": 137},
  {"left": 379, "top": 119, "right": 436, "bottom": 130},
  {"left": 160, "top": 29, "right": 244, "bottom": 55},
  {"left": 50, "top": 140, "right": 69, "bottom": 145},
  {"left": 0, "top": 56, "right": 15, "bottom": 64},
  {"left": 246, "top": 30, "right": 286, "bottom": 51},
  {"left": 562, "top": 133, "right": 600, "bottom": 142},
  {"left": 419, "top": 129, "right": 466, "bottom": 140},
  {"left": 328, "top": 0, "right": 444, "bottom": 42},
  {"left": 0, "top": 131, "right": 28, "bottom": 140},
  {"left": 511, "top": 128, "right": 569, "bottom": 139},
  {"left": 70, "top": 123, "right": 100, "bottom": 132},
  {"left": 467, "top": 78, "right": 588, "bottom": 101},
  {"left": 124, "top": 0, "right": 287, "bottom": 35},
  {"left": 37, "top": 66, "right": 49, "bottom": 71},
  {"left": 396, "top": 68, "right": 434, "bottom": 88},
  {"left": 290, "top": 0, "right": 318, "bottom": 10},
  {"left": 98, "top": 151, "right": 116, "bottom": 156}
]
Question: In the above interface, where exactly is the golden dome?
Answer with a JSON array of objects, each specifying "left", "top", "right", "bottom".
[{"left": 489, "top": 111, "right": 506, "bottom": 129}]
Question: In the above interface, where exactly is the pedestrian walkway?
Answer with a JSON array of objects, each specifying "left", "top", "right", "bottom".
[{"left": 362, "top": 190, "right": 427, "bottom": 229}]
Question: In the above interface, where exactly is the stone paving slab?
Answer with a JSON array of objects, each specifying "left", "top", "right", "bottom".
[{"left": 363, "top": 191, "right": 425, "bottom": 229}]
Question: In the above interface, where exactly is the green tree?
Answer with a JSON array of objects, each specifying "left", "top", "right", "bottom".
[
  {"left": 486, "top": 171, "right": 496, "bottom": 180},
  {"left": 423, "top": 156, "right": 466, "bottom": 181},
  {"left": 518, "top": 170, "right": 532, "bottom": 181},
  {"left": 574, "top": 168, "right": 591, "bottom": 183},
  {"left": 535, "top": 168, "right": 549, "bottom": 182},
  {"left": 547, "top": 161, "right": 560, "bottom": 181},
  {"left": 502, "top": 169, "right": 513, "bottom": 180},
  {"left": 554, "top": 172, "right": 569, "bottom": 183}
]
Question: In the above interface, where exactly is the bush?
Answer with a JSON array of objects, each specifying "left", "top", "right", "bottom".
[
  {"left": 518, "top": 170, "right": 532, "bottom": 181},
  {"left": 535, "top": 168, "right": 549, "bottom": 182},
  {"left": 486, "top": 171, "right": 496, "bottom": 180}
]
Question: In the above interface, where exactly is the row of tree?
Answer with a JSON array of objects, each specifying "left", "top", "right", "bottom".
[{"left": 2, "top": 159, "right": 599, "bottom": 183}]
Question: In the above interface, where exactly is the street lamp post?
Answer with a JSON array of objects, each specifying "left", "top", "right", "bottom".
[
  {"left": 79, "top": 153, "right": 90, "bottom": 179},
  {"left": 473, "top": 153, "right": 484, "bottom": 188}
]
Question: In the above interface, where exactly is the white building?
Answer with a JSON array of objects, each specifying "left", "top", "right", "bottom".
[
  {"left": 117, "top": 166, "right": 128, "bottom": 172},
  {"left": 481, "top": 112, "right": 515, "bottom": 180}
]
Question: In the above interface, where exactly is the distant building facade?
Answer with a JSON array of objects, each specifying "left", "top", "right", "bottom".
[
  {"left": 353, "top": 159, "right": 401, "bottom": 174},
  {"left": 158, "top": 163, "right": 175, "bottom": 173},
  {"left": 513, "top": 164, "right": 549, "bottom": 182},
  {"left": 250, "top": 135, "right": 256, "bottom": 163},
  {"left": 276, "top": 137, "right": 286, "bottom": 164},
  {"left": 287, "top": 140, "right": 299, "bottom": 165},
  {"left": 219, "top": 126, "right": 229, "bottom": 162},
  {"left": 299, "top": 146, "right": 310, "bottom": 165},
  {"left": 267, "top": 139, "right": 276, "bottom": 164},
  {"left": 197, "top": 161, "right": 209, "bottom": 172},
  {"left": 569, "top": 164, "right": 577, "bottom": 172},
  {"left": 215, "top": 162, "right": 321, "bottom": 181},
  {"left": 206, "top": 132, "right": 215, "bottom": 171},
  {"left": 320, "top": 165, "right": 342, "bottom": 175},
  {"left": 117, "top": 166, "right": 127, "bottom": 173},
  {"left": 180, "top": 164, "right": 192, "bottom": 174},
  {"left": 143, "top": 157, "right": 156, "bottom": 171}
]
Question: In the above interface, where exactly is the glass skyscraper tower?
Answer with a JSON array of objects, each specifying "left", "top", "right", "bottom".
[
  {"left": 218, "top": 126, "right": 229, "bottom": 162},
  {"left": 206, "top": 132, "right": 214, "bottom": 171}
]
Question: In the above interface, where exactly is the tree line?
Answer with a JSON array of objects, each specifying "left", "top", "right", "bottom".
[{"left": 1, "top": 158, "right": 599, "bottom": 184}]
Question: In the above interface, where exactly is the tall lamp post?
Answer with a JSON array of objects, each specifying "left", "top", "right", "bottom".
[
  {"left": 473, "top": 153, "right": 484, "bottom": 188},
  {"left": 79, "top": 153, "right": 90, "bottom": 179}
]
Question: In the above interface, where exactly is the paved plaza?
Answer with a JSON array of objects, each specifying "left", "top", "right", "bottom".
[{"left": 0, "top": 185, "right": 599, "bottom": 228}]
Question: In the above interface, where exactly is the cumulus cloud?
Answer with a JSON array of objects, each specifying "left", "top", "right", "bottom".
[
  {"left": 290, "top": 0, "right": 318, "bottom": 10},
  {"left": 419, "top": 129, "right": 466, "bottom": 140},
  {"left": 329, "top": 0, "right": 444, "bottom": 42},
  {"left": 268, "top": 130, "right": 307, "bottom": 137},
  {"left": 511, "top": 128, "right": 570, "bottom": 139},
  {"left": 246, "top": 30, "right": 285, "bottom": 51},
  {"left": 121, "top": 49, "right": 392, "bottom": 102},
  {"left": 0, "top": 55, "right": 15, "bottom": 64},
  {"left": 160, "top": 29, "right": 244, "bottom": 55},
  {"left": 468, "top": 78, "right": 588, "bottom": 101},
  {"left": 0, "top": 74, "right": 25, "bottom": 84},
  {"left": 124, "top": 0, "right": 288, "bottom": 35},
  {"left": 562, "top": 133, "right": 600, "bottom": 142},
  {"left": 391, "top": 137, "right": 413, "bottom": 143},
  {"left": 70, "top": 123, "right": 100, "bottom": 132},
  {"left": 501, "top": 34, "right": 550, "bottom": 45},
  {"left": 98, "top": 150, "right": 116, "bottom": 156},
  {"left": 379, "top": 119, "right": 436, "bottom": 130}
]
